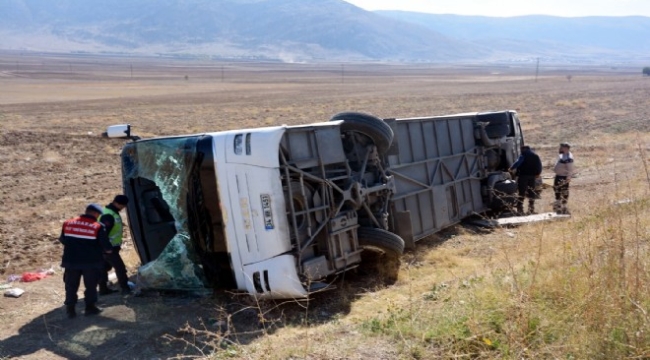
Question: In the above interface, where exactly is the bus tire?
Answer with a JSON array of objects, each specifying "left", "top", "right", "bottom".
[{"left": 330, "top": 112, "right": 394, "bottom": 154}]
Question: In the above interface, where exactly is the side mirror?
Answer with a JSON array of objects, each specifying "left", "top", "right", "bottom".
[
  {"left": 102, "top": 124, "right": 140, "bottom": 140},
  {"left": 103, "top": 124, "right": 131, "bottom": 138}
]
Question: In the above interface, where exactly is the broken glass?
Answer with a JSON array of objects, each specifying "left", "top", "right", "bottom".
[{"left": 123, "top": 136, "right": 208, "bottom": 290}]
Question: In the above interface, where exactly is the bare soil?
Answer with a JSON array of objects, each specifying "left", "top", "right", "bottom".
[{"left": 1, "top": 52, "right": 649, "bottom": 359}]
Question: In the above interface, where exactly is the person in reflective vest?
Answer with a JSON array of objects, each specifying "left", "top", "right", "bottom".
[
  {"left": 98, "top": 194, "right": 131, "bottom": 295},
  {"left": 60, "top": 203, "right": 113, "bottom": 318}
]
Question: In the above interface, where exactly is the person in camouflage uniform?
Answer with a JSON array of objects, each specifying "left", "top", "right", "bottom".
[{"left": 553, "top": 142, "right": 575, "bottom": 215}]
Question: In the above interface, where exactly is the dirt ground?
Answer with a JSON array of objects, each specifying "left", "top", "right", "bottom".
[{"left": 1, "top": 52, "right": 649, "bottom": 359}]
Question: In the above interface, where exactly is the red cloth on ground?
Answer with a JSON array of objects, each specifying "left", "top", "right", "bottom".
[{"left": 20, "top": 272, "right": 49, "bottom": 282}]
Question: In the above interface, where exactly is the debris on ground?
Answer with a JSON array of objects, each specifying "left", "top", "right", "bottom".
[
  {"left": 20, "top": 272, "right": 49, "bottom": 282},
  {"left": 4, "top": 288, "right": 25, "bottom": 298},
  {"left": 495, "top": 212, "right": 571, "bottom": 226},
  {"left": 467, "top": 212, "right": 571, "bottom": 228},
  {"left": 20, "top": 267, "right": 55, "bottom": 282}
]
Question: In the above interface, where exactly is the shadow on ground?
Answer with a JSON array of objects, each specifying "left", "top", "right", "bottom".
[
  {"left": 0, "top": 289, "right": 217, "bottom": 359},
  {"left": 0, "top": 264, "right": 406, "bottom": 359}
]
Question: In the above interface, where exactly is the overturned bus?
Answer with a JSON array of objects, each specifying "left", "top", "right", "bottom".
[{"left": 120, "top": 110, "right": 524, "bottom": 298}]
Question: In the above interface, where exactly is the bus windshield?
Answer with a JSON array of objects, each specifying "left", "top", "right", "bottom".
[{"left": 121, "top": 135, "right": 233, "bottom": 291}]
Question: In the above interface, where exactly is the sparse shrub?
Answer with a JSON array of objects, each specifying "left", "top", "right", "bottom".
[{"left": 643, "top": 67, "right": 650, "bottom": 76}]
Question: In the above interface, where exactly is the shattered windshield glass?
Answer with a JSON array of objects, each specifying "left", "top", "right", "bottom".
[{"left": 122, "top": 137, "right": 208, "bottom": 291}]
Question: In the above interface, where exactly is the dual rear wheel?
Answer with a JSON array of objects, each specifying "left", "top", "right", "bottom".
[
  {"left": 329, "top": 112, "right": 404, "bottom": 280},
  {"left": 357, "top": 227, "right": 405, "bottom": 283}
]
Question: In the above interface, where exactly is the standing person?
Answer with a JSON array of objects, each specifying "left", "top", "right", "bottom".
[
  {"left": 98, "top": 195, "right": 132, "bottom": 295},
  {"left": 60, "top": 203, "right": 113, "bottom": 318},
  {"left": 509, "top": 145, "right": 543, "bottom": 215},
  {"left": 553, "top": 142, "right": 575, "bottom": 215}
]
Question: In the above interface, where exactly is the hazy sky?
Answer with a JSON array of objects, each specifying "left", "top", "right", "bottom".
[{"left": 344, "top": 0, "right": 650, "bottom": 17}]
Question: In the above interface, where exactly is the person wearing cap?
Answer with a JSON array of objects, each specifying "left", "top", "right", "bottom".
[
  {"left": 59, "top": 203, "right": 113, "bottom": 318},
  {"left": 509, "top": 145, "right": 543, "bottom": 215},
  {"left": 553, "top": 142, "right": 575, "bottom": 214},
  {"left": 97, "top": 195, "right": 132, "bottom": 295}
]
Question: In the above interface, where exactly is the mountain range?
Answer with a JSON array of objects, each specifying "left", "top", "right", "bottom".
[{"left": 1, "top": 0, "right": 648, "bottom": 63}]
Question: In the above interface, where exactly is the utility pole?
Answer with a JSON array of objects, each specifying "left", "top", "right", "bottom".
[
  {"left": 221, "top": 65, "right": 224, "bottom": 82},
  {"left": 535, "top": 57, "right": 540, "bottom": 82},
  {"left": 130, "top": 64, "right": 133, "bottom": 79},
  {"left": 341, "top": 64, "right": 345, "bottom": 83}
]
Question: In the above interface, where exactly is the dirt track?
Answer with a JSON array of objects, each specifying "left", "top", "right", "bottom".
[{"left": 1, "top": 53, "right": 649, "bottom": 358}]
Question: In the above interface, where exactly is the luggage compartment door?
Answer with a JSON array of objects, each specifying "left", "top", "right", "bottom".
[{"left": 386, "top": 116, "right": 485, "bottom": 243}]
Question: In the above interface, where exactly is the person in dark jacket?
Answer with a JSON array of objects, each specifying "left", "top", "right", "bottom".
[
  {"left": 98, "top": 195, "right": 131, "bottom": 295},
  {"left": 60, "top": 203, "right": 113, "bottom": 318},
  {"left": 509, "top": 146, "right": 543, "bottom": 215}
]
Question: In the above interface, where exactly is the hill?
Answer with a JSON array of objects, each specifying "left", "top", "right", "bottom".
[
  {"left": 1, "top": 1, "right": 649, "bottom": 63},
  {"left": 376, "top": 11, "right": 650, "bottom": 63},
  {"left": 0, "top": 0, "right": 481, "bottom": 61}
]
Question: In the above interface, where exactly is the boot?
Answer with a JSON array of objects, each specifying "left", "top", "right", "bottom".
[
  {"left": 99, "top": 283, "right": 117, "bottom": 295},
  {"left": 85, "top": 304, "right": 103, "bottom": 316},
  {"left": 528, "top": 200, "right": 536, "bottom": 215},
  {"left": 121, "top": 287, "right": 133, "bottom": 296},
  {"left": 66, "top": 304, "right": 76, "bottom": 319},
  {"left": 553, "top": 200, "right": 562, "bottom": 214},
  {"left": 516, "top": 203, "right": 524, "bottom": 216}
]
